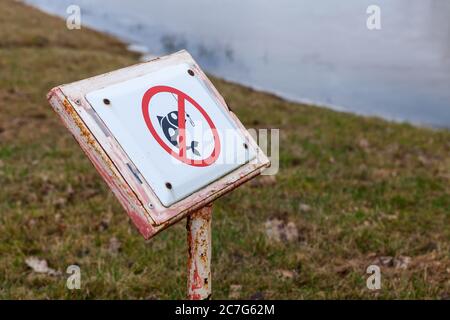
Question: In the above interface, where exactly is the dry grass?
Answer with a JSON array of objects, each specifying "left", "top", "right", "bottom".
[{"left": 0, "top": 0, "right": 449, "bottom": 299}]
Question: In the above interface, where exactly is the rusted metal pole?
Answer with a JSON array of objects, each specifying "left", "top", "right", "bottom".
[{"left": 187, "top": 204, "right": 212, "bottom": 300}]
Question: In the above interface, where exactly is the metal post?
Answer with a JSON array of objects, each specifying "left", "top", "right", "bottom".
[{"left": 187, "top": 204, "right": 212, "bottom": 300}]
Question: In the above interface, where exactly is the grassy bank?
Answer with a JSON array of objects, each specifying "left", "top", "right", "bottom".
[{"left": 0, "top": 0, "right": 449, "bottom": 299}]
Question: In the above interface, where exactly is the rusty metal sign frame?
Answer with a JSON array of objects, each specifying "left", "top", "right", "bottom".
[{"left": 47, "top": 50, "right": 270, "bottom": 240}]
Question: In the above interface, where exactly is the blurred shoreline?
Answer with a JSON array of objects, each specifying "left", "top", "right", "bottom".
[{"left": 23, "top": 0, "right": 450, "bottom": 129}]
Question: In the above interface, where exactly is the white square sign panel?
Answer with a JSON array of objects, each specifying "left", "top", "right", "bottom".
[
  {"left": 47, "top": 50, "right": 269, "bottom": 239},
  {"left": 85, "top": 63, "right": 256, "bottom": 207}
]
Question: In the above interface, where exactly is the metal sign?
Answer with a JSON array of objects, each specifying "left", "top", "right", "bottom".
[{"left": 47, "top": 50, "right": 269, "bottom": 240}]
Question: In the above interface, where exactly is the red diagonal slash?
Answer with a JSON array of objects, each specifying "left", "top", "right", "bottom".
[
  {"left": 142, "top": 85, "right": 220, "bottom": 167},
  {"left": 178, "top": 95, "right": 186, "bottom": 159}
]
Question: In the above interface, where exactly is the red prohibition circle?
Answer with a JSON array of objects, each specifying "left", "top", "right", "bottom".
[{"left": 142, "top": 85, "right": 221, "bottom": 167}]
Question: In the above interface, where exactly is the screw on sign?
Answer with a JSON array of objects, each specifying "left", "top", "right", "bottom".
[
  {"left": 47, "top": 50, "right": 270, "bottom": 299},
  {"left": 142, "top": 85, "right": 221, "bottom": 167}
]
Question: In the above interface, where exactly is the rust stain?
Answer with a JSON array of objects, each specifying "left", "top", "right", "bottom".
[
  {"left": 186, "top": 205, "right": 212, "bottom": 299},
  {"left": 62, "top": 99, "right": 96, "bottom": 146},
  {"left": 189, "top": 293, "right": 202, "bottom": 300},
  {"left": 191, "top": 261, "right": 203, "bottom": 291},
  {"left": 53, "top": 97, "right": 156, "bottom": 238},
  {"left": 63, "top": 98, "right": 158, "bottom": 225},
  {"left": 62, "top": 99, "right": 146, "bottom": 204}
]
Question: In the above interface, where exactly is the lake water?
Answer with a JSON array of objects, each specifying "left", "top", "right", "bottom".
[{"left": 24, "top": 0, "right": 450, "bottom": 128}]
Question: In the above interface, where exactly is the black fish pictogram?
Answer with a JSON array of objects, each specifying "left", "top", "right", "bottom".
[{"left": 157, "top": 111, "right": 200, "bottom": 156}]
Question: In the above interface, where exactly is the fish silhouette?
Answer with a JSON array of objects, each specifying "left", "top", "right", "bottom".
[{"left": 157, "top": 111, "right": 200, "bottom": 156}]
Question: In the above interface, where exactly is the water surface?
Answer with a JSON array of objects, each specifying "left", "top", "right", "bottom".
[{"left": 25, "top": 0, "right": 450, "bottom": 128}]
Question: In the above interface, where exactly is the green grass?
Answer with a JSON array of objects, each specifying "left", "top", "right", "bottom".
[{"left": 0, "top": 0, "right": 449, "bottom": 299}]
